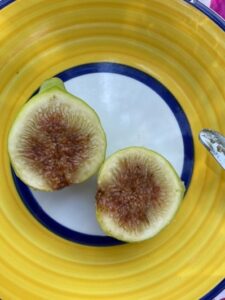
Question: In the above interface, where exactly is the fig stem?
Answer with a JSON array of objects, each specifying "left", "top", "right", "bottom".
[{"left": 39, "top": 77, "right": 65, "bottom": 94}]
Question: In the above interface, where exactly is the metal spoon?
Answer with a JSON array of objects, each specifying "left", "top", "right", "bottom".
[{"left": 199, "top": 129, "right": 225, "bottom": 169}]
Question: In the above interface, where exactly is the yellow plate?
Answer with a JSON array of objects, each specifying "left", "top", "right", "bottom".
[{"left": 1, "top": 0, "right": 225, "bottom": 299}]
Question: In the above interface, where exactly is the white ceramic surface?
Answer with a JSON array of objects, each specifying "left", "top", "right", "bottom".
[
  {"left": 215, "top": 290, "right": 225, "bottom": 300},
  {"left": 200, "top": 0, "right": 211, "bottom": 7},
  {"left": 32, "top": 72, "right": 184, "bottom": 235}
]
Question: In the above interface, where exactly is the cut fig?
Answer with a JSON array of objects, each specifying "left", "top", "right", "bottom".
[
  {"left": 8, "top": 77, "right": 106, "bottom": 191},
  {"left": 96, "top": 147, "right": 185, "bottom": 242}
]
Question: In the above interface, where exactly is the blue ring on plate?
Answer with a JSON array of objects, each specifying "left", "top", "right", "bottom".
[
  {"left": 0, "top": 0, "right": 15, "bottom": 9},
  {"left": 12, "top": 62, "right": 194, "bottom": 247},
  {"left": 200, "top": 279, "right": 225, "bottom": 300}
]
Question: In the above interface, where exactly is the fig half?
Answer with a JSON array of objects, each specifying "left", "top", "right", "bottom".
[
  {"left": 8, "top": 78, "right": 106, "bottom": 191},
  {"left": 96, "top": 147, "right": 185, "bottom": 242}
]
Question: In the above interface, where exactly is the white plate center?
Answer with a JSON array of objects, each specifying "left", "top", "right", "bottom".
[{"left": 32, "top": 72, "right": 184, "bottom": 236}]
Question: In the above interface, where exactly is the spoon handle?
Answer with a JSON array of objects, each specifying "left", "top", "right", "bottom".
[{"left": 199, "top": 129, "right": 225, "bottom": 169}]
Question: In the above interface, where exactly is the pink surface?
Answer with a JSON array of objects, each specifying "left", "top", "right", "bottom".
[{"left": 210, "top": 0, "right": 225, "bottom": 19}]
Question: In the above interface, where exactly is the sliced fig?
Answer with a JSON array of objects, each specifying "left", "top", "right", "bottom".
[
  {"left": 96, "top": 147, "right": 185, "bottom": 242},
  {"left": 8, "top": 77, "right": 106, "bottom": 191}
]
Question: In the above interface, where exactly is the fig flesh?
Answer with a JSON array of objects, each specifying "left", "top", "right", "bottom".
[
  {"left": 96, "top": 147, "right": 185, "bottom": 242},
  {"left": 8, "top": 78, "right": 106, "bottom": 191}
]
